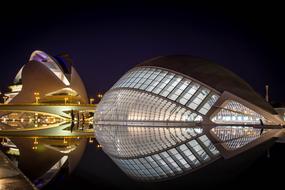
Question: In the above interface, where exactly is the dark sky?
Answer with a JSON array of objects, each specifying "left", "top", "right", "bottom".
[{"left": 1, "top": 2, "right": 285, "bottom": 103}]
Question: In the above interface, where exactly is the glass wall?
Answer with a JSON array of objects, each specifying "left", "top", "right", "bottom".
[
  {"left": 111, "top": 135, "right": 219, "bottom": 181},
  {"left": 211, "top": 100, "right": 265, "bottom": 124},
  {"left": 211, "top": 126, "right": 262, "bottom": 150},
  {"left": 96, "top": 124, "right": 203, "bottom": 158},
  {"left": 110, "top": 67, "right": 220, "bottom": 116},
  {"left": 95, "top": 89, "right": 203, "bottom": 122}
]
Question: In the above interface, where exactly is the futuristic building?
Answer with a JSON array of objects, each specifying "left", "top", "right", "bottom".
[
  {"left": 0, "top": 50, "right": 94, "bottom": 127},
  {"left": 5, "top": 50, "right": 88, "bottom": 104},
  {"left": 94, "top": 55, "right": 285, "bottom": 182}
]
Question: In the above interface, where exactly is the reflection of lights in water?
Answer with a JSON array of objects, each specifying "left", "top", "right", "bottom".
[
  {"left": 0, "top": 135, "right": 88, "bottom": 189},
  {"left": 59, "top": 145, "right": 76, "bottom": 154},
  {"left": 34, "top": 155, "right": 68, "bottom": 189},
  {"left": 97, "top": 144, "right": 102, "bottom": 148},
  {"left": 6, "top": 147, "right": 20, "bottom": 156},
  {"left": 89, "top": 138, "right": 93, "bottom": 143},
  {"left": 0, "top": 137, "right": 20, "bottom": 156},
  {"left": 34, "top": 138, "right": 38, "bottom": 145}
]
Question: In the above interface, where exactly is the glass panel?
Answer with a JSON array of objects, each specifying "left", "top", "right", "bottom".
[
  {"left": 152, "top": 73, "right": 175, "bottom": 94},
  {"left": 168, "top": 148, "right": 191, "bottom": 169},
  {"left": 178, "top": 144, "right": 200, "bottom": 166},
  {"left": 211, "top": 126, "right": 261, "bottom": 150},
  {"left": 198, "top": 135, "right": 220, "bottom": 155},
  {"left": 198, "top": 94, "right": 219, "bottom": 115},
  {"left": 187, "top": 87, "right": 210, "bottom": 110},
  {"left": 145, "top": 71, "right": 168, "bottom": 92},
  {"left": 139, "top": 69, "right": 160, "bottom": 90},
  {"left": 152, "top": 154, "right": 175, "bottom": 176},
  {"left": 177, "top": 82, "right": 200, "bottom": 105},
  {"left": 211, "top": 100, "right": 265, "bottom": 124},
  {"left": 168, "top": 79, "right": 191, "bottom": 101},
  {"left": 160, "top": 76, "right": 182, "bottom": 97},
  {"left": 187, "top": 140, "right": 210, "bottom": 161},
  {"left": 160, "top": 152, "right": 182, "bottom": 173}
]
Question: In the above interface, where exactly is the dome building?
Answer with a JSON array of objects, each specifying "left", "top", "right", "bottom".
[
  {"left": 94, "top": 55, "right": 285, "bottom": 182},
  {"left": 4, "top": 50, "right": 88, "bottom": 104}
]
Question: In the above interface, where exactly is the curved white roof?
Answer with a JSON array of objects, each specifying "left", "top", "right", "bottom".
[{"left": 29, "top": 50, "right": 70, "bottom": 86}]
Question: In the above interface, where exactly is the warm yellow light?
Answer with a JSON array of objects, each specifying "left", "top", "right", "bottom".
[
  {"left": 34, "top": 138, "right": 38, "bottom": 145},
  {"left": 64, "top": 97, "right": 69, "bottom": 104},
  {"left": 34, "top": 92, "right": 40, "bottom": 104},
  {"left": 89, "top": 98, "right": 95, "bottom": 104}
]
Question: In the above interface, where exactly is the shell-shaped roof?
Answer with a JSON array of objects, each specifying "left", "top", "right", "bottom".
[{"left": 137, "top": 55, "right": 275, "bottom": 114}]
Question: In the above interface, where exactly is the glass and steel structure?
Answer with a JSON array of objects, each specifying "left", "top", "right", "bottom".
[{"left": 94, "top": 55, "right": 284, "bottom": 182}]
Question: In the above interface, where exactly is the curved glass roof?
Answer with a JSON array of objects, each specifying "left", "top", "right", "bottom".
[{"left": 137, "top": 55, "right": 276, "bottom": 114}]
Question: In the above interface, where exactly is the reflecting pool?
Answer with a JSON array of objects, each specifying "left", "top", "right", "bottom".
[{"left": 0, "top": 119, "right": 94, "bottom": 190}]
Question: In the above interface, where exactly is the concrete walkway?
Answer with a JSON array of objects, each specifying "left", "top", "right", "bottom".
[{"left": 0, "top": 151, "right": 37, "bottom": 190}]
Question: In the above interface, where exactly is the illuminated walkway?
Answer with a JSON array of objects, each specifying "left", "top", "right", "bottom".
[
  {"left": 0, "top": 150, "right": 37, "bottom": 190},
  {"left": 0, "top": 103, "right": 95, "bottom": 118}
]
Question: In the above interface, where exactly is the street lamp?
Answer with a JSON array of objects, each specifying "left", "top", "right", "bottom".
[
  {"left": 34, "top": 138, "right": 38, "bottom": 145},
  {"left": 64, "top": 97, "right": 68, "bottom": 105},
  {"left": 3, "top": 96, "right": 8, "bottom": 104},
  {"left": 97, "top": 93, "right": 103, "bottom": 99},
  {"left": 34, "top": 92, "right": 40, "bottom": 104}
]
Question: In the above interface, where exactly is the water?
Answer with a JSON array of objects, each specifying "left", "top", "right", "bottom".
[
  {"left": 1, "top": 121, "right": 285, "bottom": 189},
  {"left": 0, "top": 117, "right": 94, "bottom": 190}
]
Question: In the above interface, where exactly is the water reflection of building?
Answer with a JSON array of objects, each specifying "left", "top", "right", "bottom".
[
  {"left": 94, "top": 55, "right": 285, "bottom": 183},
  {"left": 0, "top": 50, "right": 95, "bottom": 189},
  {"left": 0, "top": 136, "right": 88, "bottom": 188}
]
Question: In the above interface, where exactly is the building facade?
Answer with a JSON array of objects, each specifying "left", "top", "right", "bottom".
[
  {"left": 94, "top": 55, "right": 285, "bottom": 182},
  {"left": 0, "top": 50, "right": 92, "bottom": 128}
]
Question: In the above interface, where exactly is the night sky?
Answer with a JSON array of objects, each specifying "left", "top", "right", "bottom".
[
  {"left": 1, "top": 2, "right": 285, "bottom": 103},
  {"left": 1, "top": 2, "right": 285, "bottom": 189}
]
